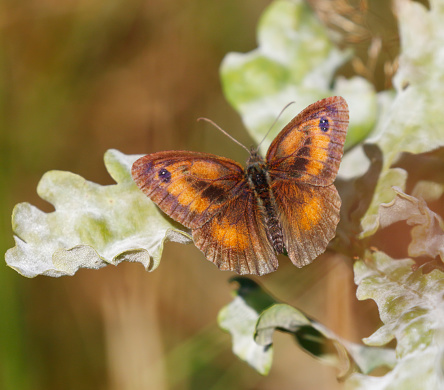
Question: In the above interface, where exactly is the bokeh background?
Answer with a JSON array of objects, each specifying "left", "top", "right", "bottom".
[{"left": 1, "top": 0, "right": 410, "bottom": 389}]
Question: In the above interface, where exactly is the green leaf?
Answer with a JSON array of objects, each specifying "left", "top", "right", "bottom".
[
  {"left": 360, "top": 0, "right": 444, "bottom": 237},
  {"left": 220, "top": 0, "right": 377, "bottom": 156},
  {"left": 219, "top": 277, "right": 395, "bottom": 377},
  {"left": 350, "top": 250, "right": 444, "bottom": 389},
  {"left": 5, "top": 149, "right": 191, "bottom": 278}
]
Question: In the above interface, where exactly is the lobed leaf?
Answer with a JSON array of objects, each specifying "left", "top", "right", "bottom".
[
  {"left": 351, "top": 250, "right": 444, "bottom": 388},
  {"left": 5, "top": 149, "right": 191, "bottom": 278},
  {"left": 346, "top": 348, "right": 443, "bottom": 390},
  {"left": 219, "top": 277, "right": 396, "bottom": 377},
  {"left": 360, "top": 0, "right": 444, "bottom": 237},
  {"left": 374, "top": 186, "right": 444, "bottom": 262},
  {"left": 256, "top": 304, "right": 396, "bottom": 378}
]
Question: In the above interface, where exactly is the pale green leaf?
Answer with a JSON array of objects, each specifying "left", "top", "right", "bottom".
[
  {"left": 360, "top": 0, "right": 444, "bottom": 237},
  {"left": 359, "top": 169, "right": 408, "bottom": 237},
  {"left": 374, "top": 187, "right": 444, "bottom": 262},
  {"left": 350, "top": 250, "right": 444, "bottom": 389},
  {"left": 219, "top": 278, "right": 395, "bottom": 377},
  {"left": 220, "top": 0, "right": 377, "bottom": 156},
  {"left": 346, "top": 348, "right": 443, "bottom": 390},
  {"left": 5, "top": 149, "right": 191, "bottom": 278},
  {"left": 256, "top": 304, "right": 396, "bottom": 378}
]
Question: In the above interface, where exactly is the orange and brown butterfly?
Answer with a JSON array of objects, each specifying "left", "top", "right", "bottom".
[{"left": 131, "top": 96, "right": 349, "bottom": 275}]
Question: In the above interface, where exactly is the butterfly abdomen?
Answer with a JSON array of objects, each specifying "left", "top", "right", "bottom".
[{"left": 246, "top": 159, "right": 284, "bottom": 254}]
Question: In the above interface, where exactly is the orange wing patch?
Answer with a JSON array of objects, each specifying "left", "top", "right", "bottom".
[
  {"left": 211, "top": 217, "right": 249, "bottom": 251},
  {"left": 187, "top": 194, "right": 211, "bottom": 214},
  {"left": 188, "top": 160, "right": 228, "bottom": 179},
  {"left": 275, "top": 126, "right": 305, "bottom": 157},
  {"left": 295, "top": 189, "right": 324, "bottom": 231}
]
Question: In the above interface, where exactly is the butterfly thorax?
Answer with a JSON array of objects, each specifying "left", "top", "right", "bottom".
[
  {"left": 246, "top": 150, "right": 268, "bottom": 193},
  {"left": 246, "top": 150, "right": 284, "bottom": 253}
]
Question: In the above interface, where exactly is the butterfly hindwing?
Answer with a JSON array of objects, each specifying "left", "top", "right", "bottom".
[
  {"left": 272, "top": 180, "right": 341, "bottom": 267},
  {"left": 266, "top": 96, "right": 348, "bottom": 186},
  {"left": 193, "top": 189, "right": 278, "bottom": 275}
]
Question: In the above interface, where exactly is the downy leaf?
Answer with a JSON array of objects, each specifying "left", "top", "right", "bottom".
[{"left": 5, "top": 149, "right": 191, "bottom": 278}]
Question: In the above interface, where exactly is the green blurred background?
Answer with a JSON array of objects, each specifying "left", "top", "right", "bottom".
[{"left": 1, "top": 0, "right": 403, "bottom": 389}]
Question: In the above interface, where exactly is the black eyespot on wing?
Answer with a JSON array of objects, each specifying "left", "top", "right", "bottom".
[
  {"left": 319, "top": 117, "right": 329, "bottom": 132},
  {"left": 158, "top": 168, "right": 171, "bottom": 183}
]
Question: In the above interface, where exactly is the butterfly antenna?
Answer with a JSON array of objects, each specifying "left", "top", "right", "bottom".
[
  {"left": 256, "top": 101, "right": 296, "bottom": 150},
  {"left": 197, "top": 117, "right": 250, "bottom": 154}
]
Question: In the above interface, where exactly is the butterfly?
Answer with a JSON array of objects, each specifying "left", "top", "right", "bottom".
[{"left": 132, "top": 96, "right": 349, "bottom": 275}]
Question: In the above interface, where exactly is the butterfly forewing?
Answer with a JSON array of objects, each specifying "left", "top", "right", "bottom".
[
  {"left": 132, "top": 151, "right": 245, "bottom": 229},
  {"left": 266, "top": 96, "right": 348, "bottom": 186}
]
